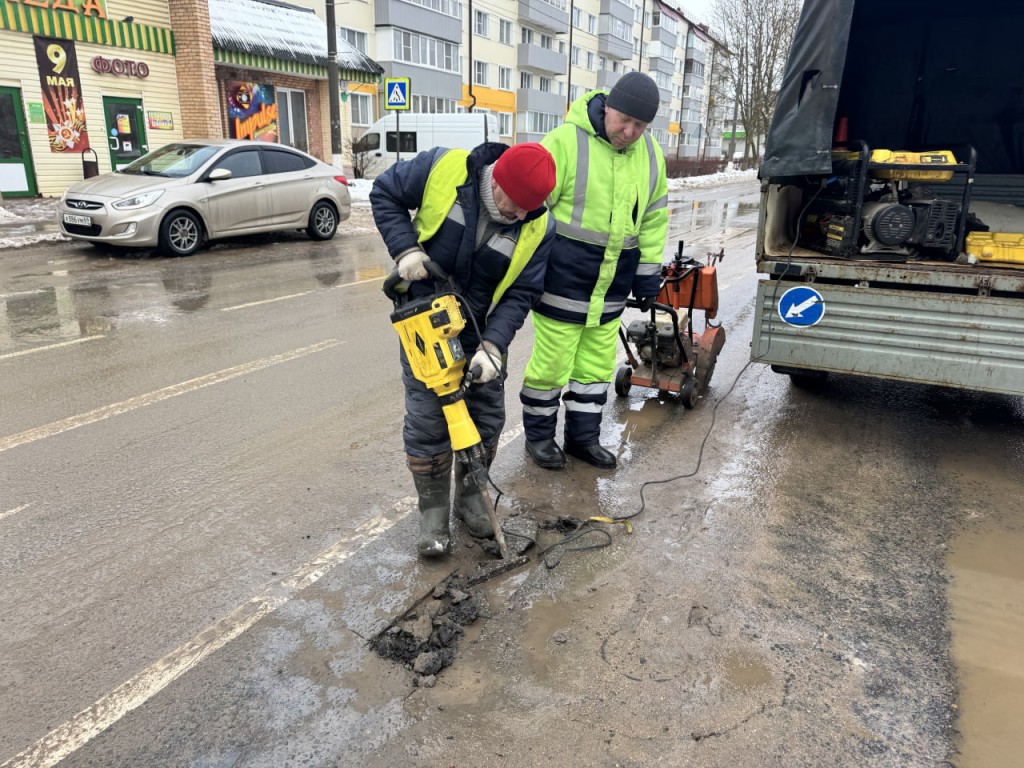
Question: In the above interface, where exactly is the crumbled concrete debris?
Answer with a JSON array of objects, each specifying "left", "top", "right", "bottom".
[
  {"left": 413, "top": 650, "right": 453, "bottom": 676},
  {"left": 370, "top": 575, "right": 484, "bottom": 679}
]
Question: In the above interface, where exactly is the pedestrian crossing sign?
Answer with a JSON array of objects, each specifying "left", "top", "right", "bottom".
[{"left": 384, "top": 78, "right": 410, "bottom": 111}]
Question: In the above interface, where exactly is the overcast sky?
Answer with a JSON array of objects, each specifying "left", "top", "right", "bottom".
[{"left": 679, "top": 0, "right": 714, "bottom": 24}]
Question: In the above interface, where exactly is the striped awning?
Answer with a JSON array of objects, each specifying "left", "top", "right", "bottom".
[
  {"left": 209, "top": 0, "right": 383, "bottom": 82},
  {"left": 0, "top": 0, "right": 174, "bottom": 54}
]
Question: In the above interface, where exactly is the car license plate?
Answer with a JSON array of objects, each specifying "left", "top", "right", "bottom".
[{"left": 63, "top": 213, "right": 92, "bottom": 226}]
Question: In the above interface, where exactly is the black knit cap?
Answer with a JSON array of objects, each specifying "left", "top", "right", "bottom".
[{"left": 606, "top": 71, "right": 661, "bottom": 123}]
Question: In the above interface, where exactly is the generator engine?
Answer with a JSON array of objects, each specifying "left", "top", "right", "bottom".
[{"left": 860, "top": 196, "right": 960, "bottom": 255}]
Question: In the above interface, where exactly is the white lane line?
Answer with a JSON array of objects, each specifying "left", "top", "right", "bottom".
[
  {"left": 220, "top": 291, "right": 313, "bottom": 312},
  {"left": 0, "top": 503, "right": 31, "bottom": 522},
  {"left": 0, "top": 336, "right": 105, "bottom": 362},
  {"left": 221, "top": 275, "right": 385, "bottom": 313},
  {"left": 0, "top": 340, "right": 342, "bottom": 454},
  {"left": 0, "top": 502, "right": 416, "bottom": 768}
]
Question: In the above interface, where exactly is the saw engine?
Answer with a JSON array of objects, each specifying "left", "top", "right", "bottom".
[{"left": 614, "top": 241, "right": 726, "bottom": 407}]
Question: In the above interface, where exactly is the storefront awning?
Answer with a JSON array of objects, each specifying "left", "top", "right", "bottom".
[{"left": 209, "top": 0, "right": 384, "bottom": 83}]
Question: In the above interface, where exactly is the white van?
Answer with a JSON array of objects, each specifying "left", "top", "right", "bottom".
[{"left": 352, "top": 113, "right": 500, "bottom": 179}]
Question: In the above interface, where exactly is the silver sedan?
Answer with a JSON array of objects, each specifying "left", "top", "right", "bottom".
[{"left": 57, "top": 139, "right": 352, "bottom": 256}]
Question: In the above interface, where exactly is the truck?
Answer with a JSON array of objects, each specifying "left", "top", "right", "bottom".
[
  {"left": 352, "top": 113, "right": 499, "bottom": 179},
  {"left": 751, "top": 0, "right": 1024, "bottom": 395}
]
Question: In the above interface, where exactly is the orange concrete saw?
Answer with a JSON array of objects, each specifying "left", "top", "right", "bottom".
[{"left": 614, "top": 240, "right": 726, "bottom": 406}]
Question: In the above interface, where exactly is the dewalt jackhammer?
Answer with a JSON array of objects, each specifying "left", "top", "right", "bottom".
[{"left": 383, "top": 262, "right": 511, "bottom": 560}]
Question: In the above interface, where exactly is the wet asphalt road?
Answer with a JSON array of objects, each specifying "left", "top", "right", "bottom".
[{"left": 2, "top": 183, "right": 1023, "bottom": 767}]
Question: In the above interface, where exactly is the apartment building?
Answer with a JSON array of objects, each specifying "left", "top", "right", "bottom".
[{"left": 295, "top": 0, "right": 725, "bottom": 162}]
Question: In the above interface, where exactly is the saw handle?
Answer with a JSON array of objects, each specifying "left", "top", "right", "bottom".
[{"left": 382, "top": 259, "right": 454, "bottom": 304}]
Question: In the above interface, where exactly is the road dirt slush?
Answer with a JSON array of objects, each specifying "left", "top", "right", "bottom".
[{"left": 13, "top": 183, "right": 1019, "bottom": 768}]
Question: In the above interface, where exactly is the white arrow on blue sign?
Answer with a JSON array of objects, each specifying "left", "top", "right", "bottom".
[{"left": 778, "top": 286, "right": 825, "bottom": 327}]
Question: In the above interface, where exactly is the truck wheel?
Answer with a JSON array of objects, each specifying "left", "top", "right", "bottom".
[
  {"left": 614, "top": 366, "right": 632, "bottom": 396},
  {"left": 680, "top": 378, "right": 698, "bottom": 408},
  {"left": 159, "top": 209, "right": 204, "bottom": 257},
  {"left": 307, "top": 201, "right": 338, "bottom": 240}
]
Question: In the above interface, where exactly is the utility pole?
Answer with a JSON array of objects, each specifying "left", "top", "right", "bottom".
[
  {"left": 326, "top": 0, "right": 343, "bottom": 168},
  {"left": 566, "top": 0, "right": 574, "bottom": 112}
]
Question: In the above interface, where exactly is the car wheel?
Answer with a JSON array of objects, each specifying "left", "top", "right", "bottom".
[
  {"left": 307, "top": 201, "right": 338, "bottom": 241},
  {"left": 159, "top": 209, "right": 204, "bottom": 257}
]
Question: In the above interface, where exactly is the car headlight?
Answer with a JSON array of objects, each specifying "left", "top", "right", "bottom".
[{"left": 111, "top": 190, "right": 165, "bottom": 210}]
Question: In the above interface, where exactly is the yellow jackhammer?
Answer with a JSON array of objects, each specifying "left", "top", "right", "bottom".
[{"left": 383, "top": 262, "right": 511, "bottom": 560}]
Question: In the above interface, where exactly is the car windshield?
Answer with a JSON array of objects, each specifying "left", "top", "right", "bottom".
[{"left": 119, "top": 144, "right": 223, "bottom": 178}]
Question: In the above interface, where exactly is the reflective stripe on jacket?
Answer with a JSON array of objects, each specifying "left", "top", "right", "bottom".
[{"left": 538, "top": 91, "right": 668, "bottom": 326}]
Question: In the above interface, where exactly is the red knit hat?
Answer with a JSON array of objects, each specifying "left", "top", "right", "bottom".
[{"left": 492, "top": 143, "right": 557, "bottom": 211}]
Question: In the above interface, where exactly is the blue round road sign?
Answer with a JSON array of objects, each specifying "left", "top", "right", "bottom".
[{"left": 778, "top": 286, "right": 825, "bottom": 327}]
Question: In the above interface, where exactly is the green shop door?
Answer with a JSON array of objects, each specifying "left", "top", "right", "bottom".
[
  {"left": 103, "top": 97, "right": 148, "bottom": 170},
  {"left": 0, "top": 86, "right": 38, "bottom": 197}
]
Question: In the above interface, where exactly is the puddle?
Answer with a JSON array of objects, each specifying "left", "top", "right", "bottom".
[
  {"left": 948, "top": 526, "right": 1024, "bottom": 767},
  {"left": 722, "top": 650, "right": 773, "bottom": 691}
]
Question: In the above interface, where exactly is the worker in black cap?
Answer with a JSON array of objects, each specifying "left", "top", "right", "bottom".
[{"left": 520, "top": 71, "right": 668, "bottom": 470}]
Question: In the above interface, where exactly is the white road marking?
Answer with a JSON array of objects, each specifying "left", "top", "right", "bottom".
[
  {"left": 0, "top": 336, "right": 104, "bottom": 362},
  {"left": 220, "top": 291, "right": 313, "bottom": 312},
  {"left": 0, "top": 501, "right": 416, "bottom": 768},
  {"left": 0, "top": 341, "right": 342, "bottom": 454},
  {"left": 220, "top": 276, "right": 385, "bottom": 313},
  {"left": 0, "top": 503, "right": 31, "bottom": 522}
]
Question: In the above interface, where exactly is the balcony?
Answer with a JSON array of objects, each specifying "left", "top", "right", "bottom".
[
  {"left": 517, "top": 0, "right": 568, "bottom": 35},
  {"left": 599, "top": 0, "right": 632, "bottom": 18},
  {"left": 650, "top": 26, "right": 677, "bottom": 47},
  {"left": 374, "top": 0, "right": 461, "bottom": 42},
  {"left": 597, "top": 32, "right": 632, "bottom": 60},
  {"left": 516, "top": 87, "right": 566, "bottom": 115},
  {"left": 596, "top": 69, "right": 622, "bottom": 90},
  {"left": 518, "top": 43, "right": 567, "bottom": 75}
]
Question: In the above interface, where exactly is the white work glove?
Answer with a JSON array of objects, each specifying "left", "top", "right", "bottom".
[
  {"left": 397, "top": 248, "right": 430, "bottom": 281},
  {"left": 469, "top": 341, "right": 502, "bottom": 385}
]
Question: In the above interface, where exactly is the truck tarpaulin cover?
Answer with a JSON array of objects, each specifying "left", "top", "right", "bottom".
[{"left": 760, "top": 0, "right": 1024, "bottom": 179}]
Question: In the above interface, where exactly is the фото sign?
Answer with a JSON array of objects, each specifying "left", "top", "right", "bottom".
[{"left": 91, "top": 55, "right": 150, "bottom": 78}]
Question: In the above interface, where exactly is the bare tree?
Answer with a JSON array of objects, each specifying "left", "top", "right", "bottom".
[{"left": 711, "top": 0, "right": 802, "bottom": 164}]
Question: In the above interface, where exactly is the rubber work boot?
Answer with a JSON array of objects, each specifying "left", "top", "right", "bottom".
[
  {"left": 564, "top": 440, "right": 617, "bottom": 469},
  {"left": 408, "top": 453, "right": 453, "bottom": 558},
  {"left": 525, "top": 438, "right": 566, "bottom": 469},
  {"left": 454, "top": 448, "right": 496, "bottom": 538}
]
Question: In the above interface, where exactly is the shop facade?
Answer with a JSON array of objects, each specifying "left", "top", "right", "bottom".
[
  {"left": 0, "top": 0, "right": 181, "bottom": 198},
  {"left": 175, "top": 0, "right": 382, "bottom": 172},
  {"left": 0, "top": 0, "right": 382, "bottom": 199}
]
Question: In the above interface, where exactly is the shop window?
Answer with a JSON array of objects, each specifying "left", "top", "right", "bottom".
[
  {"left": 214, "top": 148, "right": 262, "bottom": 178},
  {"left": 277, "top": 88, "right": 308, "bottom": 153}
]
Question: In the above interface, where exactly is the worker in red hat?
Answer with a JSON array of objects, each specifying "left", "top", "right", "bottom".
[{"left": 371, "top": 141, "right": 557, "bottom": 557}]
